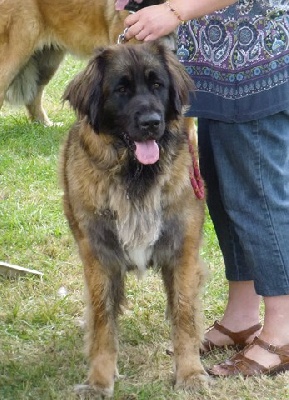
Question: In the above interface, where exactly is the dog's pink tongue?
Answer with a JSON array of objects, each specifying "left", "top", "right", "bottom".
[
  {"left": 115, "top": 0, "right": 143, "bottom": 10},
  {"left": 134, "top": 140, "right": 159, "bottom": 165}
]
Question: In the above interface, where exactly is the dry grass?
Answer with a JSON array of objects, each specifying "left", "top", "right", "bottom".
[{"left": 0, "top": 56, "right": 288, "bottom": 399}]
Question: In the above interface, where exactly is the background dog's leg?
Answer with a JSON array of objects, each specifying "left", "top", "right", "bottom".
[
  {"left": 76, "top": 238, "right": 123, "bottom": 398},
  {"left": 26, "top": 47, "right": 65, "bottom": 126},
  {"left": 0, "top": 94, "right": 4, "bottom": 114},
  {"left": 26, "top": 85, "right": 52, "bottom": 126},
  {"left": 162, "top": 219, "right": 208, "bottom": 389}
]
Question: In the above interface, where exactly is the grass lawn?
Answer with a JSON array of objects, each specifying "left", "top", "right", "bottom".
[{"left": 0, "top": 56, "right": 288, "bottom": 400}]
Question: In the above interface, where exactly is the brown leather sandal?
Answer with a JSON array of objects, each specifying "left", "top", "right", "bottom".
[
  {"left": 201, "top": 320, "right": 262, "bottom": 354},
  {"left": 207, "top": 336, "right": 289, "bottom": 377}
]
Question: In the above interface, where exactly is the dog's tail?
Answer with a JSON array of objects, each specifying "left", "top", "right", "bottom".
[
  {"left": 5, "top": 45, "right": 65, "bottom": 106},
  {"left": 5, "top": 57, "right": 39, "bottom": 105}
]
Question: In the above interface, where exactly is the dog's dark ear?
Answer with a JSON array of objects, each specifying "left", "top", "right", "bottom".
[
  {"left": 160, "top": 44, "right": 195, "bottom": 118},
  {"left": 63, "top": 48, "right": 106, "bottom": 131}
]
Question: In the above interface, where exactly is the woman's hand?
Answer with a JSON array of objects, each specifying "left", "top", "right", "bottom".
[
  {"left": 124, "top": 3, "right": 180, "bottom": 42},
  {"left": 118, "top": 0, "right": 237, "bottom": 41}
]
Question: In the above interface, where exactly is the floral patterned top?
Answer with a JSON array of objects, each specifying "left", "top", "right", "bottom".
[{"left": 177, "top": 0, "right": 289, "bottom": 122}]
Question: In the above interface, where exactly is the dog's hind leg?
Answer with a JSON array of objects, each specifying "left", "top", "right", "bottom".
[
  {"left": 76, "top": 237, "right": 124, "bottom": 398},
  {"left": 6, "top": 46, "right": 65, "bottom": 125},
  {"left": 25, "top": 84, "right": 52, "bottom": 126},
  {"left": 0, "top": 93, "right": 4, "bottom": 115},
  {"left": 25, "top": 46, "right": 65, "bottom": 126}
]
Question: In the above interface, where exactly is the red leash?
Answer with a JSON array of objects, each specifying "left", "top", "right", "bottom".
[{"left": 188, "top": 138, "right": 205, "bottom": 200}]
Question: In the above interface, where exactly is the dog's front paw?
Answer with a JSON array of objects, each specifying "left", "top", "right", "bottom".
[
  {"left": 174, "top": 369, "right": 210, "bottom": 392},
  {"left": 74, "top": 383, "right": 113, "bottom": 399}
]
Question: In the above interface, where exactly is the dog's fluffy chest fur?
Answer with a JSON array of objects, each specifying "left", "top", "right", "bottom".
[
  {"left": 84, "top": 157, "right": 167, "bottom": 274},
  {"left": 108, "top": 182, "right": 163, "bottom": 274}
]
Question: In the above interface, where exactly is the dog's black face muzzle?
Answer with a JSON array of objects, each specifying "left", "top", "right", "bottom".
[{"left": 124, "top": 0, "right": 163, "bottom": 12}]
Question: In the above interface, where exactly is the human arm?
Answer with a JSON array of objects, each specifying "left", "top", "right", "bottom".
[{"left": 123, "top": 0, "right": 237, "bottom": 41}]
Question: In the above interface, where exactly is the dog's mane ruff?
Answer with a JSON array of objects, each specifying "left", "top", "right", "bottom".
[
  {"left": 66, "top": 119, "right": 191, "bottom": 260},
  {"left": 78, "top": 124, "right": 124, "bottom": 171}
]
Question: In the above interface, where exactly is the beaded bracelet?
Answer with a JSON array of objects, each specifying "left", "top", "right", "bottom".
[{"left": 165, "top": 1, "right": 186, "bottom": 24}]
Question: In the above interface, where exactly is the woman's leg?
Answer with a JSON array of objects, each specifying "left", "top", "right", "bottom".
[
  {"left": 199, "top": 111, "right": 289, "bottom": 351},
  {"left": 243, "top": 295, "right": 289, "bottom": 368},
  {"left": 209, "top": 294, "right": 289, "bottom": 375},
  {"left": 198, "top": 119, "right": 260, "bottom": 346},
  {"left": 205, "top": 281, "right": 261, "bottom": 346},
  {"left": 206, "top": 113, "right": 289, "bottom": 297},
  {"left": 201, "top": 111, "right": 289, "bottom": 373}
]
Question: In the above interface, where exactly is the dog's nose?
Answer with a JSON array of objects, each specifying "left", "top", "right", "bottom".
[{"left": 138, "top": 113, "right": 161, "bottom": 132}]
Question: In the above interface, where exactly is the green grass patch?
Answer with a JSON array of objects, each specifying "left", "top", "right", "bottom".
[{"left": 0, "top": 56, "right": 288, "bottom": 400}]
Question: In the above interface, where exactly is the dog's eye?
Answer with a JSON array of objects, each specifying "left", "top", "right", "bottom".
[
  {"left": 152, "top": 82, "right": 162, "bottom": 90},
  {"left": 116, "top": 86, "right": 127, "bottom": 93}
]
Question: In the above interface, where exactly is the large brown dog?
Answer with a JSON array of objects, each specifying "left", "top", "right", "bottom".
[
  {"left": 60, "top": 42, "right": 207, "bottom": 397},
  {"left": 0, "top": 0, "right": 168, "bottom": 126}
]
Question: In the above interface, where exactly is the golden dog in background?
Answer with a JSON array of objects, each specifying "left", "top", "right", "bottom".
[{"left": 0, "top": 0, "right": 167, "bottom": 126}]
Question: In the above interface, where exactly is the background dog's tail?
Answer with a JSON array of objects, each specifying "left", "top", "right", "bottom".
[
  {"left": 5, "top": 45, "right": 65, "bottom": 106},
  {"left": 5, "top": 57, "right": 39, "bottom": 105}
]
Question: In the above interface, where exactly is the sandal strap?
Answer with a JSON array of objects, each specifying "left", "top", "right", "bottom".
[
  {"left": 229, "top": 352, "right": 266, "bottom": 375},
  {"left": 213, "top": 321, "right": 262, "bottom": 345},
  {"left": 252, "top": 336, "right": 289, "bottom": 361},
  {"left": 208, "top": 337, "right": 289, "bottom": 377}
]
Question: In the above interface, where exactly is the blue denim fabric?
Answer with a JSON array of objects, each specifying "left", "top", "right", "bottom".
[{"left": 198, "top": 111, "right": 289, "bottom": 296}]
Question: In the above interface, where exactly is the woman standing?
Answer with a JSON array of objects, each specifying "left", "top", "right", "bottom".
[{"left": 123, "top": 0, "right": 289, "bottom": 376}]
